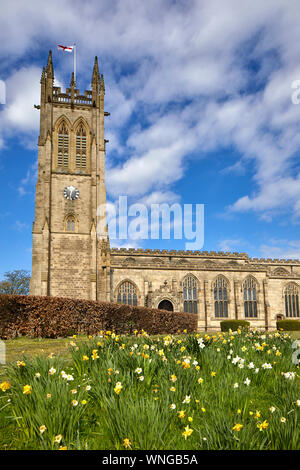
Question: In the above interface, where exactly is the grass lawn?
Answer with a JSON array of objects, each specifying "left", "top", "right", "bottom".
[{"left": 0, "top": 329, "right": 300, "bottom": 450}]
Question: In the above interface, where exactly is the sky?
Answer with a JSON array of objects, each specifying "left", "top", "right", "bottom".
[{"left": 1, "top": 0, "right": 300, "bottom": 279}]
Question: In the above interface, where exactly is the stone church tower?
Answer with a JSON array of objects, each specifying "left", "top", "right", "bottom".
[
  {"left": 30, "top": 51, "right": 110, "bottom": 300},
  {"left": 29, "top": 50, "right": 300, "bottom": 330}
]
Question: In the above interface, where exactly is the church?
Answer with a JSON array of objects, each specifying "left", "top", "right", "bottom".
[{"left": 29, "top": 51, "right": 300, "bottom": 330}]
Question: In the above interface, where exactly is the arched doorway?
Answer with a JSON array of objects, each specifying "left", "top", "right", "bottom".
[{"left": 158, "top": 299, "right": 174, "bottom": 311}]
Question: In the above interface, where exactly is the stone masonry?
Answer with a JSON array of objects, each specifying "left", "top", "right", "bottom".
[{"left": 30, "top": 51, "right": 300, "bottom": 330}]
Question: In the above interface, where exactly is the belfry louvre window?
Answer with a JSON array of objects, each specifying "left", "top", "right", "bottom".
[
  {"left": 76, "top": 125, "right": 87, "bottom": 169},
  {"left": 117, "top": 281, "right": 137, "bottom": 306},
  {"left": 58, "top": 122, "right": 69, "bottom": 168},
  {"left": 214, "top": 276, "right": 228, "bottom": 317},
  {"left": 284, "top": 283, "right": 300, "bottom": 317},
  {"left": 243, "top": 278, "right": 258, "bottom": 318},
  {"left": 183, "top": 276, "right": 197, "bottom": 313}
]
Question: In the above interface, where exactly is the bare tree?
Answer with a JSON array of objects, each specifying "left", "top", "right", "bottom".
[{"left": 0, "top": 270, "right": 31, "bottom": 295}]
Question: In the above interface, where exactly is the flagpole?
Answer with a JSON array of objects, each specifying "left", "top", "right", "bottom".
[{"left": 73, "top": 44, "right": 76, "bottom": 84}]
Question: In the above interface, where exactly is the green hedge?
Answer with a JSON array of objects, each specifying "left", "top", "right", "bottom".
[
  {"left": 220, "top": 320, "right": 250, "bottom": 332},
  {"left": 276, "top": 319, "right": 300, "bottom": 331}
]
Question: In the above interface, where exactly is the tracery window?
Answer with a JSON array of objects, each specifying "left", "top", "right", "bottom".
[
  {"left": 243, "top": 277, "right": 258, "bottom": 318},
  {"left": 65, "top": 215, "right": 76, "bottom": 232},
  {"left": 117, "top": 281, "right": 138, "bottom": 306},
  {"left": 76, "top": 124, "right": 87, "bottom": 169},
  {"left": 183, "top": 276, "right": 197, "bottom": 313},
  {"left": 214, "top": 276, "right": 228, "bottom": 318},
  {"left": 58, "top": 122, "right": 69, "bottom": 168},
  {"left": 284, "top": 283, "right": 299, "bottom": 317}
]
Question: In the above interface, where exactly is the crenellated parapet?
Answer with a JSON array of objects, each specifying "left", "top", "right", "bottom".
[{"left": 110, "top": 247, "right": 300, "bottom": 264}]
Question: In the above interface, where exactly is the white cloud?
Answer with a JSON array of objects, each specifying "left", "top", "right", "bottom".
[
  {"left": 1, "top": 67, "right": 40, "bottom": 130},
  {"left": 18, "top": 159, "right": 38, "bottom": 196},
  {"left": 14, "top": 220, "right": 30, "bottom": 232},
  {"left": 1, "top": 0, "right": 300, "bottom": 222},
  {"left": 218, "top": 239, "right": 245, "bottom": 252},
  {"left": 260, "top": 239, "right": 300, "bottom": 260}
]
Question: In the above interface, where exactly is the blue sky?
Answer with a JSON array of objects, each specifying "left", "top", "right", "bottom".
[{"left": 1, "top": 0, "right": 300, "bottom": 279}]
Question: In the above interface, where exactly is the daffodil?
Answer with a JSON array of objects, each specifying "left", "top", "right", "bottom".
[
  {"left": 182, "top": 425, "right": 193, "bottom": 439},
  {"left": 123, "top": 438, "right": 131, "bottom": 448},
  {"left": 0, "top": 382, "right": 10, "bottom": 392},
  {"left": 23, "top": 384, "right": 31, "bottom": 395},
  {"left": 39, "top": 425, "right": 47, "bottom": 434},
  {"left": 182, "top": 395, "right": 191, "bottom": 404},
  {"left": 114, "top": 382, "right": 123, "bottom": 394},
  {"left": 257, "top": 420, "right": 269, "bottom": 431},
  {"left": 232, "top": 423, "right": 243, "bottom": 432}
]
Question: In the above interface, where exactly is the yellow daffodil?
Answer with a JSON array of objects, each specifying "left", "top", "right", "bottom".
[
  {"left": 182, "top": 425, "right": 193, "bottom": 439},
  {"left": 182, "top": 361, "right": 190, "bottom": 369},
  {"left": 23, "top": 384, "right": 31, "bottom": 395},
  {"left": 114, "top": 382, "right": 123, "bottom": 395},
  {"left": 0, "top": 382, "right": 10, "bottom": 392},
  {"left": 232, "top": 423, "right": 243, "bottom": 432},
  {"left": 123, "top": 438, "right": 131, "bottom": 448},
  {"left": 257, "top": 420, "right": 269, "bottom": 431}
]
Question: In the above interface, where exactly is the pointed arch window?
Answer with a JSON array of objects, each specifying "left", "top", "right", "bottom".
[
  {"left": 214, "top": 276, "right": 228, "bottom": 317},
  {"left": 65, "top": 215, "right": 76, "bottom": 233},
  {"left": 76, "top": 124, "right": 87, "bottom": 169},
  {"left": 284, "top": 283, "right": 299, "bottom": 317},
  {"left": 58, "top": 122, "right": 69, "bottom": 168},
  {"left": 183, "top": 276, "right": 197, "bottom": 313},
  {"left": 117, "top": 281, "right": 138, "bottom": 306},
  {"left": 243, "top": 277, "right": 258, "bottom": 318}
]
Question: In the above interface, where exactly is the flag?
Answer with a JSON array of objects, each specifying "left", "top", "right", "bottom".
[{"left": 57, "top": 45, "right": 73, "bottom": 52}]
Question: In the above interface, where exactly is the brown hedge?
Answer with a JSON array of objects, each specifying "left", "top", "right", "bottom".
[{"left": 0, "top": 294, "right": 197, "bottom": 339}]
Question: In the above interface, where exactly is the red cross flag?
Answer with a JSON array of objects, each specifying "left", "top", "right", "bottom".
[
  {"left": 57, "top": 45, "right": 74, "bottom": 52},
  {"left": 57, "top": 44, "right": 77, "bottom": 81}
]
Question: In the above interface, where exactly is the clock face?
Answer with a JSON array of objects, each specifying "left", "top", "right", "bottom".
[{"left": 63, "top": 186, "right": 79, "bottom": 200}]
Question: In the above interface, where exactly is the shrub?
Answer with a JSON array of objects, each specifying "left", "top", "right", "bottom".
[
  {"left": 0, "top": 294, "right": 197, "bottom": 339},
  {"left": 220, "top": 319, "right": 250, "bottom": 332},
  {"left": 276, "top": 319, "right": 300, "bottom": 331}
]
